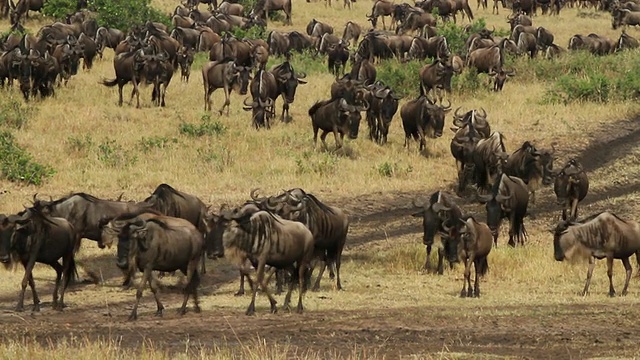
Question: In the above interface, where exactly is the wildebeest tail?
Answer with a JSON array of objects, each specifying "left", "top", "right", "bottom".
[
  {"left": 477, "top": 256, "right": 489, "bottom": 276},
  {"left": 514, "top": 214, "right": 528, "bottom": 245},
  {"left": 66, "top": 255, "right": 79, "bottom": 284},
  {"left": 101, "top": 78, "right": 119, "bottom": 87},
  {"left": 308, "top": 101, "right": 324, "bottom": 117}
]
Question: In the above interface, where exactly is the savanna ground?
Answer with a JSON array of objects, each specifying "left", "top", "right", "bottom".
[{"left": 1, "top": 0, "right": 640, "bottom": 358}]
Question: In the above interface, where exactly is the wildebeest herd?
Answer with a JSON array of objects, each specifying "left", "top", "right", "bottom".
[{"left": 0, "top": 0, "right": 640, "bottom": 318}]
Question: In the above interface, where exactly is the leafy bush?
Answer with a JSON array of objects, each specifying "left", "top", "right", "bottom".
[
  {"left": 0, "top": 131, "right": 55, "bottom": 186},
  {"left": 92, "top": 0, "right": 169, "bottom": 30},
  {"left": 97, "top": 138, "right": 137, "bottom": 167},
  {"left": 295, "top": 151, "right": 339, "bottom": 176},
  {"left": 228, "top": 25, "right": 267, "bottom": 41},
  {"left": 375, "top": 161, "right": 413, "bottom": 178},
  {"left": 376, "top": 59, "right": 424, "bottom": 98},
  {"left": 42, "top": 0, "right": 76, "bottom": 20},
  {"left": 452, "top": 67, "right": 482, "bottom": 93},
  {"left": 137, "top": 136, "right": 178, "bottom": 154},
  {"left": 436, "top": 18, "right": 492, "bottom": 55},
  {"left": 0, "top": 96, "right": 32, "bottom": 130},
  {"left": 179, "top": 114, "right": 227, "bottom": 137}
]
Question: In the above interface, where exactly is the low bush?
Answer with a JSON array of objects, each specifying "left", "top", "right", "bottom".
[
  {"left": 0, "top": 131, "right": 55, "bottom": 186},
  {"left": 179, "top": 114, "right": 227, "bottom": 137}
]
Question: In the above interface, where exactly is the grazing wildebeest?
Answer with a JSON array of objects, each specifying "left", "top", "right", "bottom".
[
  {"left": 553, "top": 212, "right": 640, "bottom": 296},
  {"left": 308, "top": 98, "right": 367, "bottom": 150},
  {"left": 116, "top": 216, "right": 204, "bottom": 320},
  {"left": 446, "top": 216, "right": 492, "bottom": 297},
  {"left": 142, "top": 183, "right": 210, "bottom": 273},
  {"left": 616, "top": 29, "right": 640, "bottom": 51},
  {"left": 504, "top": 141, "right": 555, "bottom": 204},
  {"left": 342, "top": 21, "right": 362, "bottom": 44},
  {"left": 267, "top": 189, "right": 350, "bottom": 291},
  {"left": 252, "top": 0, "right": 292, "bottom": 25},
  {"left": 350, "top": 54, "right": 377, "bottom": 86},
  {"left": 208, "top": 208, "right": 314, "bottom": 315},
  {"left": 367, "top": 0, "right": 396, "bottom": 30},
  {"left": 306, "top": 18, "right": 334, "bottom": 38},
  {"left": 411, "top": 191, "right": 463, "bottom": 274},
  {"left": 0, "top": 207, "right": 80, "bottom": 312},
  {"left": 201, "top": 59, "right": 251, "bottom": 115},
  {"left": 478, "top": 173, "right": 530, "bottom": 247},
  {"left": 554, "top": 159, "right": 589, "bottom": 221},
  {"left": 401, "top": 95, "right": 451, "bottom": 152},
  {"left": 33, "top": 192, "right": 151, "bottom": 249},
  {"left": 10, "top": 0, "right": 43, "bottom": 25}
]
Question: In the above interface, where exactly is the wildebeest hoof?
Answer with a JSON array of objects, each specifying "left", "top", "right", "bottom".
[
  {"left": 460, "top": 291, "right": 467, "bottom": 298},
  {"left": 194, "top": 306, "right": 201, "bottom": 314},
  {"left": 33, "top": 304, "right": 41, "bottom": 312},
  {"left": 609, "top": 291, "right": 616, "bottom": 297},
  {"left": 296, "top": 305, "right": 304, "bottom": 314},
  {"left": 155, "top": 309, "right": 163, "bottom": 317},
  {"left": 177, "top": 308, "right": 187, "bottom": 316},
  {"left": 234, "top": 290, "right": 244, "bottom": 297},
  {"left": 282, "top": 305, "right": 291, "bottom": 313},
  {"left": 467, "top": 289, "right": 473, "bottom": 298},
  {"left": 15, "top": 305, "right": 24, "bottom": 312},
  {"left": 245, "top": 309, "right": 255, "bottom": 316},
  {"left": 622, "top": 290, "right": 628, "bottom": 296},
  {"left": 128, "top": 312, "right": 137, "bottom": 321}
]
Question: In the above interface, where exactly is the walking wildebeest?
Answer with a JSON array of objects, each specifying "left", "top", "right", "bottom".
[
  {"left": 101, "top": 50, "right": 146, "bottom": 108},
  {"left": 472, "top": 132, "right": 508, "bottom": 194},
  {"left": 478, "top": 173, "right": 530, "bottom": 247},
  {"left": 445, "top": 216, "right": 492, "bottom": 297},
  {"left": 365, "top": 82, "right": 401, "bottom": 145},
  {"left": 401, "top": 95, "right": 451, "bottom": 152},
  {"left": 207, "top": 208, "right": 314, "bottom": 315},
  {"left": 142, "top": 183, "right": 210, "bottom": 273},
  {"left": 0, "top": 207, "right": 80, "bottom": 312},
  {"left": 269, "top": 59, "right": 307, "bottom": 122},
  {"left": 553, "top": 212, "right": 640, "bottom": 296},
  {"left": 504, "top": 141, "right": 555, "bottom": 204},
  {"left": 308, "top": 98, "right": 367, "bottom": 150},
  {"left": 554, "top": 159, "right": 589, "bottom": 221},
  {"left": 411, "top": 191, "right": 463, "bottom": 274},
  {"left": 201, "top": 59, "right": 251, "bottom": 115},
  {"left": 116, "top": 216, "right": 204, "bottom": 320},
  {"left": 33, "top": 192, "right": 152, "bottom": 249}
]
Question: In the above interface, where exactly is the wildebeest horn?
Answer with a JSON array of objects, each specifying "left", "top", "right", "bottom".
[
  {"left": 374, "top": 88, "right": 390, "bottom": 98},
  {"left": 441, "top": 221, "right": 452, "bottom": 232},
  {"left": 296, "top": 72, "right": 307, "bottom": 79},
  {"left": 477, "top": 194, "right": 493, "bottom": 203},
  {"left": 441, "top": 99, "right": 452, "bottom": 110},
  {"left": 432, "top": 202, "right": 451, "bottom": 212},
  {"left": 495, "top": 194, "right": 512, "bottom": 202},
  {"left": 265, "top": 196, "right": 279, "bottom": 210},
  {"left": 250, "top": 188, "right": 265, "bottom": 201},
  {"left": 490, "top": 25, "right": 496, "bottom": 34},
  {"left": 478, "top": 107, "right": 487, "bottom": 119},
  {"left": 453, "top": 106, "right": 463, "bottom": 119},
  {"left": 356, "top": 99, "right": 369, "bottom": 112},
  {"left": 243, "top": 97, "right": 254, "bottom": 107}
]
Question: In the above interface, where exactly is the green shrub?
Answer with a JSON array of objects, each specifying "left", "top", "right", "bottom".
[
  {"left": 228, "top": 25, "right": 267, "bottom": 41},
  {"left": 545, "top": 71, "right": 610, "bottom": 104},
  {"left": 452, "top": 67, "right": 482, "bottom": 93},
  {"left": 179, "top": 114, "right": 227, "bottom": 137},
  {"left": 91, "top": 0, "right": 170, "bottom": 30},
  {"left": 0, "top": 131, "right": 55, "bottom": 186},
  {"left": 295, "top": 152, "right": 339, "bottom": 176},
  {"left": 198, "top": 146, "right": 233, "bottom": 171},
  {"left": 42, "top": 0, "right": 76, "bottom": 20},
  {"left": 97, "top": 138, "right": 137, "bottom": 167},
  {"left": 66, "top": 134, "right": 94, "bottom": 153},
  {"left": 376, "top": 59, "right": 423, "bottom": 98},
  {"left": 375, "top": 161, "right": 413, "bottom": 178},
  {"left": 137, "top": 136, "right": 178, "bottom": 154},
  {"left": 436, "top": 18, "right": 490, "bottom": 55},
  {"left": 0, "top": 96, "right": 32, "bottom": 129}
]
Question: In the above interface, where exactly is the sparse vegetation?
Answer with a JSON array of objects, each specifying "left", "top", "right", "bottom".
[
  {"left": 179, "top": 114, "right": 227, "bottom": 137},
  {"left": 96, "top": 138, "right": 138, "bottom": 167},
  {"left": 0, "top": 96, "right": 32, "bottom": 130},
  {"left": 0, "top": 131, "right": 55, "bottom": 186}
]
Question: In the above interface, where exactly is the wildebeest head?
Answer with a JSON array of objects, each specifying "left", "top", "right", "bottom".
[
  {"left": 274, "top": 65, "right": 307, "bottom": 104},
  {"left": 553, "top": 159, "right": 587, "bottom": 211},
  {"left": 552, "top": 220, "right": 574, "bottom": 261},
  {"left": 224, "top": 61, "right": 251, "bottom": 95},
  {"left": 242, "top": 96, "right": 274, "bottom": 129},
  {"left": 478, "top": 190, "right": 511, "bottom": 241},
  {"left": 204, "top": 206, "right": 232, "bottom": 260},
  {"left": 338, "top": 98, "right": 367, "bottom": 139},
  {"left": 177, "top": 46, "right": 194, "bottom": 80},
  {"left": 0, "top": 214, "right": 17, "bottom": 265},
  {"left": 452, "top": 107, "right": 490, "bottom": 136},
  {"left": 412, "top": 195, "right": 453, "bottom": 246},
  {"left": 425, "top": 97, "right": 451, "bottom": 138},
  {"left": 488, "top": 69, "right": 515, "bottom": 92}
]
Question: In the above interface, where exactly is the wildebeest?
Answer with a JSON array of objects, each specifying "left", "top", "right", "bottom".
[
  {"left": 411, "top": 191, "right": 463, "bottom": 274},
  {"left": 251, "top": 0, "right": 292, "bottom": 25},
  {"left": 419, "top": 58, "right": 455, "bottom": 99},
  {"left": 401, "top": 95, "right": 451, "bottom": 152},
  {"left": 307, "top": 18, "right": 333, "bottom": 38},
  {"left": 365, "top": 82, "right": 401, "bottom": 145},
  {"left": 78, "top": 33, "right": 97, "bottom": 70},
  {"left": 616, "top": 29, "right": 640, "bottom": 51},
  {"left": 472, "top": 132, "right": 508, "bottom": 194},
  {"left": 408, "top": 35, "right": 450, "bottom": 61},
  {"left": 467, "top": 38, "right": 515, "bottom": 74},
  {"left": 447, "top": 216, "right": 492, "bottom": 297},
  {"left": 269, "top": 59, "right": 307, "bottom": 122},
  {"left": 208, "top": 208, "right": 314, "bottom": 315},
  {"left": 612, "top": 9, "right": 640, "bottom": 29},
  {"left": 488, "top": 68, "right": 515, "bottom": 91},
  {"left": 9, "top": 0, "right": 43, "bottom": 25},
  {"left": 367, "top": 0, "right": 396, "bottom": 29},
  {"left": 101, "top": 50, "right": 146, "bottom": 108},
  {"left": 349, "top": 54, "right": 377, "bottom": 85},
  {"left": 0, "top": 207, "right": 80, "bottom": 312},
  {"left": 478, "top": 174, "right": 530, "bottom": 247},
  {"left": 309, "top": 98, "right": 367, "bottom": 150},
  {"left": 450, "top": 108, "right": 490, "bottom": 194},
  {"left": 342, "top": 21, "right": 362, "bottom": 44},
  {"left": 553, "top": 212, "right": 640, "bottom": 296},
  {"left": 201, "top": 59, "right": 251, "bottom": 115},
  {"left": 517, "top": 32, "right": 538, "bottom": 58},
  {"left": 116, "top": 216, "right": 204, "bottom": 320},
  {"left": 327, "top": 40, "right": 350, "bottom": 76},
  {"left": 504, "top": 141, "right": 555, "bottom": 204},
  {"left": 33, "top": 192, "right": 152, "bottom": 249},
  {"left": 177, "top": 47, "right": 194, "bottom": 82},
  {"left": 554, "top": 159, "right": 589, "bottom": 221}
]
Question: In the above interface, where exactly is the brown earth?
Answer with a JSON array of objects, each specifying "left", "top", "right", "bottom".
[{"left": 1, "top": 116, "right": 640, "bottom": 359}]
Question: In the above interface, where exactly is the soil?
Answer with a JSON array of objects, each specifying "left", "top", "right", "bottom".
[{"left": 2, "top": 116, "right": 640, "bottom": 359}]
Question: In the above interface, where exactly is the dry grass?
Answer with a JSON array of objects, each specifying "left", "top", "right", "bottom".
[{"left": 1, "top": 1, "right": 640, "bottom": 359}]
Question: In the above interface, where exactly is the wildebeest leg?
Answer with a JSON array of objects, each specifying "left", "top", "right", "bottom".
[
  {"left": 200, "top": 252, "right": 206, "bottom": 275},
  {"left": 619, "top": 256, "right": 633, "bottom": 296},
  {"left": 473, "top": 258, "right": 482, "bottom": 297},
  {"left": 319, "top": 130, "right": 330, "bottom": 150},
  {"left": 570, "top": 198, "right": 579, "bottom": 221},
  {"left": 129, "top": 267, "right": 152, "bottom": 321},
  {"left": 282, "top": 269, "right": 296, "bottom": 312},
  {"left": 59, "top": 253, "right": 75, "bottom": 310},
  {"left": 334, "top": 251, "right": 344, "bottom": 290},
  {"left": 17, "top": 253, "right": 39, "bottom": 312},
  {"left": 179, "top": 261, "right": 201, "bottom": 315},
  {"left": 423, "top": 245, "right": 432, "bottom": 272},
  {"left": 312, "top": 259, "right": 327, "bottom": 291},
  {"left": 147, "top": 275, "right": 164, "bottom": 317},
  {"left": 296, "top": 263, "right": 306, "bottom": 313},
  {"left": 117, "top": 83, "right": 124, "bottom": 106},
  {"left": 236, "top": 271, "right": 246, "bottom": 296},
  {"left": 332, "top": 127, "right": 343, "bottom": 149},
  {"left": 607, "top": 256, "right": 616, "bottom": 297},
  {"left": 133, "top": 78, "right": 141, "bottom": 109},
  {"left": 219, "top": 85, "right": 231, "bottom": 116},
  {"left": 275, "top": 269, "right": 285, "bottom": 295},
  {"left": 26, "top": 272, "right": 41, "bottom": 312},
  {"left": 50, "top": 262, "right": 63, "bottom": 311},
  {"left": 581, "top": 256, "right": 596, "bottom": 296},
  {"left": 460, "top": 257, "right": 469, "bottom": 298}
]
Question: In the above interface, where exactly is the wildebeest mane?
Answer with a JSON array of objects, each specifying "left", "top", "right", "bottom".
[
  {"left": 47, "top": 192, "right": 102, "bottom": 206},
  {"left": 145, "top": 217, "right": 173, "bottom": 230},
  {"left": 303, "top": 193, "right": 336, "bottom": 215},
  {"left": 110, "top": 209, "right": 164, "bottom": 223}
]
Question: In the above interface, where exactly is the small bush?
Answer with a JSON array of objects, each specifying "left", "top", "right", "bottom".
[
  {"left": 66, "top": 134, "right": 94, "bottom": 153},
  {"left": 91, "top": 0, "right": 170, "bottom": 30},
  {"left": 375, "top": 161, "right": 413, "bottom": 178},
  {"left": 545, "top": 71, "right": 611, "bottom": 104},
  {"left": 267, "top": 49, "right": 327, "bottom": 76},
  {"left": 295, "top": 151, "right": 339, "bottom": 176},
  {"left": 179, "top": 114, "right": 227, "bottom": 137},
  {"left": 0, "top": 96, "right": 32, "bottom": 129},
  {"left": 198, "top": 146, "right": 233, "bottom": 171},
  {"left": 452, "top": 67, "right": 482, "bottom": 93},
  {"left": 97, "top": 138, "right": 137, "bottom": 167},
  {"left": 228, "top": 25, "right": 267, "bottom": 41},
  {"left": 42, "top": 0, "right": 76, "bottom": 20},
  {"left": 376, "top": 59, "right": 424, "bottom": 98},
  {"left": 437, "top": 18, "right": 491, "bottom": 55},
  {"left": 0, "top": 131, "right": 55, "bottom": 186},
  {"left": 137, "top": 136, "right": 178, "bottom": 154}
]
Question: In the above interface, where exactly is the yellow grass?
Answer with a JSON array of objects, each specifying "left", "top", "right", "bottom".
[{"left": 1, "top": 1, "right": 640, "bottom": 358}]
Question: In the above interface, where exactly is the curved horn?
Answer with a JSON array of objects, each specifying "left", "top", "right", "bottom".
[
  {"left": 412, "top": 198, "right": 426, "bottom": 208},
  {"left": 250, "top": 188, "right": 265, "bottom": 201},
  {"left": 478, "top": 107, "right": 487, "bottom": 119},
  {"left": 441, "top": 99, "right": 452, "bottom": 110},
  {"left": 453, "top": 106, "right": 463, "bottom": 119},
  {"left": 265, "top": 196, "right": 279, "bottom": 210},
  {"left": 243, "top": 97, "right": 254, "bottom": 107},
  {"left": 356, "top": 98, "right": 369, "bottom": 112},
  {"left": 432, "top": 202, "right": 451, "bottom": 213},
  {"left": 441, "top": 221, "right": 452, "bottom": 232}
]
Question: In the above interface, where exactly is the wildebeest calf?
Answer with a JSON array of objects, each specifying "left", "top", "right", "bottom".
[{"left": 446, "top": 216, "right": 492, "bottom": 298}]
